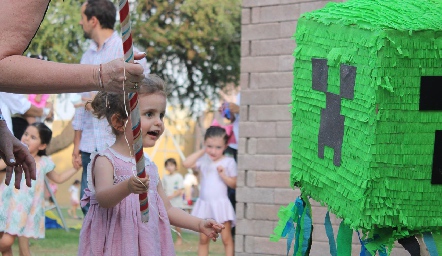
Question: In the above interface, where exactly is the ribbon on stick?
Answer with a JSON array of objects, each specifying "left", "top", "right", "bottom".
[{"left": 118, "top": 0, "right": 149, "bottom": 222}]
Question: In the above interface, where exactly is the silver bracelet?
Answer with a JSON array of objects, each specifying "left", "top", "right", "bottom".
[
  {"left": 98, "top": 64, "right": 104, "bottom": 90},
  {"left": 0, "top": 114, "right": 5, "bottom": 122}
]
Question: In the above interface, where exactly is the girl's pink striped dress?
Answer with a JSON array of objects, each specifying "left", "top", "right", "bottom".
[{"left": 78, "top": 148, "right": 175, "bottom": 256}]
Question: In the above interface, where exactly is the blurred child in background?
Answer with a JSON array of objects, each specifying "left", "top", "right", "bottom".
[
  {"left": 68, "top": 179, "right": 81, "bottom": 219},
  {"left": 183, "top": 169, "right": 199, "bottom": 206},
  {"left": 162, "top": 158, "right": 184, "bottom": 246},
  {"left": 0, "top": 122, "right": 80, "bottom": 256},
  {"left": 183, "top": 126, "right": 237, "bottom": 256},
  {"left": 27, "top": 94, "right": 51, "bottom": 124}
]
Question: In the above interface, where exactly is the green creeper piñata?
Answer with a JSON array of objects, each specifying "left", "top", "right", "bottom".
[{"left": 291, "top": 0, "right": 442, "bottom": 242}]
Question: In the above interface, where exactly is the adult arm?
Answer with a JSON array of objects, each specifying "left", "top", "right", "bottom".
[
  {"left": 72, "top": 130, "right": 83, "bottom": 170},
  {"left": 1, "top": 93, "right": 51, "bottom": 123},
  {"left": 46, "top": 119, "right": 74, "bottom": 155},
  {"left": 0, "top": 0, "right": 144, "bottom": 94},
  {"left": 22, "top": 105, "right": 44, "bottom": 118},
  {"left": 71, "top": 109, "right": 85, "bottom": 169}
]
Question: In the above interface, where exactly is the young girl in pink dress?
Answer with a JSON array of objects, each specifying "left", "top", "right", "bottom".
[
  {"left": 78, "top": 75, "right": 224, "bottom": 256},
  {"left": 183, "top": 126, "right": 237, "bottom": 256}
]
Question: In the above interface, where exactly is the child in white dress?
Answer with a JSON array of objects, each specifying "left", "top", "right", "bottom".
[
  {"left": 183, "top": 126, "right": 237, "bottom": 256},
  {"left": 68, "top": 180, "right": 81, "bottom": 219}
]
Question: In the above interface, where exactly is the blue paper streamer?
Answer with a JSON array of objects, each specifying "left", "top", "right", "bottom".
[
  {"left": 424, "top": 232, "right": 440, "bottom": 256},
  {"left": 357, "top": 231, "right": 371, "bottom": 256},
  {"left": 282, "top": 202, "right": 298, "bottom": 255},
  {"left": 282, "top": 218, "right": 294, "bottom": 238},
  {"left": 325, "top": 211, "right": 337, "bottom": 256},
  {"left": 378, "top": 245, "right": 387, "bottom": 256},
  {"left": 287, "top": 223, "right": 296, "bottom": 256},
  {"left": 301, "top": 206, "right": 312, "bottom": 255},
  {"left": 293, "top": 198, "right": 304, "bottom": 255},
  {"left": 358, "top": 233, "right": 389, "bottom": 256}
]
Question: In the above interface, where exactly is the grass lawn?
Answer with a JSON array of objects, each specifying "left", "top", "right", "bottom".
[{"left": 11, "top": 208, "right": 225, "bottom": 256}]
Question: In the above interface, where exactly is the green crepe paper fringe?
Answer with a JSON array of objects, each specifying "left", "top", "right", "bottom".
[
  {"left": 290, "top": 0, "right": 442, "bottom": 243},
  {"left": 270, "top": 198, "right": 313, "bottom": 256},
  {"left": 432, "top": 232, "right": 442, "bottom": 255},
  {"left": 301, "top": 0, "right": 442, "bottom": 33},
  {"left": 270, "top": 202, "right": 295, "bottom": 242},
  {"left": 337, "top": 221, "right": 353, "bottom": 256}
]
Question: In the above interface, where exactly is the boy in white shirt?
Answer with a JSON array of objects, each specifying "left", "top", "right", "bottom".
[{"left": 162, "top": 158, "right": 184, "bottom": 245}]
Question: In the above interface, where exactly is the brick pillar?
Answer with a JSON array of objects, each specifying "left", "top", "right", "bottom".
[
  {"left": 237, "top": 1, "right": 348, "bottom": 255},
  {"left": 237, "top": 1, "right": 411, "bottom": 255}
]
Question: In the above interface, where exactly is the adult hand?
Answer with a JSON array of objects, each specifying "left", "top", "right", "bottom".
[
  {"left": 228, "top": 102, "right": 239, "bottom": 114},
  {"left": 101, "top": 52, "right": 147, "bottom": 93},
  {"left": 0, "top": 122, "right": 36, "bottom": 188},
  {"left": 71, "top": 151, "right": 82, "bottom": 170},
  {"left": 199, "top": 219, "right": 225, "bottom": 242}
]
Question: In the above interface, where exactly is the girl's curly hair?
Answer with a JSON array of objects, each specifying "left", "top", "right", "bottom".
[{"left": 91, "top": 74, "right": 168, "bottom": 134}]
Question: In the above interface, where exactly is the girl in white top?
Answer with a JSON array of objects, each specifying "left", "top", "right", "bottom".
[{"left": 183, "top": 126, "right": 237, "bottom": 256}]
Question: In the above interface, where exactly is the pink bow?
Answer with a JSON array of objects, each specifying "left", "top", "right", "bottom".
[
  {"left": 211, "top": 119, "right": 236, "bottom": 144},
  {"left": 80, "top": 188, "right": 98, "bottom": 208}
]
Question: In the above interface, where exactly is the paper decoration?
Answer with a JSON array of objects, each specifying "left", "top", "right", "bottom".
[
  {"left": 118, "top": 0, "right": 149, "bottom": 222},
  {"left": 289, "top": 0, "right": 442, "bottom": 251},
  {"left": 397, "top": 236, "right": 421, "bottom": 256}
]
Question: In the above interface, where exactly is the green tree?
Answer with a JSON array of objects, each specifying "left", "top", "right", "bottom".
[
  {"left": 25, "top": 0, "right": 84, "bottom": 63},
  {"left": 25, "top": 0, "right": 241, "bottom": 114},
  {"left": 133, "top": 0, "right": 241, "bottom": 112}
]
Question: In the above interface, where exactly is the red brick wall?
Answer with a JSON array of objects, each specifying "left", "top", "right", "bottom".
[{"left": 237, "top": 1, "right": 410, "bottom": 255}]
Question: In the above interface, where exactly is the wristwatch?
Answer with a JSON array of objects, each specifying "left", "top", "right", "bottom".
[{"left": 0, "top": 114, "right": 5, "bottom": 122}]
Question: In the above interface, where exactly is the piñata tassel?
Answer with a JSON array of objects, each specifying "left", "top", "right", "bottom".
[
  {"left": 398, "top": 236, "right": 420, "bottom": 256},
  {"left": 271, "top": 197, "right": 312, "bottom": 256},
  {"left": 357, "top": 231, "right": 371, "bottom": 256},
  {"left": 336, "top": 220, "right": 352, "bottom": 256},
  {"left": 432, "top": 232, "right": 442, "bottom": 256},
  {"left": 293, "top": 198, "right": 304, "bottom": 255},
  {"left": 423, "top": 232, "right": 439, "bottom": 256},
  {"left": 300, "top": 198, "right": 312, "bottom": 256},
  {"left": 293, "top": 197, "right": 313, "bottom": 256},
  {"left": 270, "top": 202, "right": 296, "bottom": 242},
  {"left": 270, "top": 201, "right": 297, "bottom": 255},
  {"left": 325, "top": 211, "right": 338, "bottom": 256}
]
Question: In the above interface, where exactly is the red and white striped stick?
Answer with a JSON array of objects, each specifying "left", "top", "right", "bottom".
[{"left": 118, "top": 0, "right": 149, "bottom": 223}]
